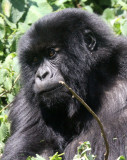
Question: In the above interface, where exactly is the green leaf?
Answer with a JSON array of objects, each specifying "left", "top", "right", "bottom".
[
  {"left": 12, "top": 56, "right": 20, "bottom": 73},
  {"left": 3, "top": 53, "right": 16, "bottom": 68},
  {"left": 4, "top": 77, "right": 12, "bottom": 90},
  {"left": 118, "top": 0, "right": 127, "bottom": 10},
  {"left": 0, "top": 68, "right": 7, "bottom": 84},
  {"left": 25, "top": 2, "right": 52, "bottom": 25},
  {"left": 0, "top": 114, "right": 8, "bottom": 122},
  {"left": 82, "top": 6, "right": 93, "bottom": 13},
  {"left": 7, "top": 31, "right": 22, "bottom": 52},
  {"left": 9, "top": 0, "right": 25, "bottom": 23},
  {"left": 7, "top": 93, "right": 14, "bottom": 103},
  {"left": 120, "top": 20, "right": 127, "bottom": 36},
  {"left": 0, "top": 122, "right": 9, "bottom": 141},
  {"left": 73, "top": 141, "right": 95, "bottom": 160},
  {"left": 35, "top": 155, "right": 46, "bottom": 160},
  {"left": 50, "top": 152, "right": 63, "bottom": 160},
  {"left": 111, "top": 0, "right": 118, "bottom": 6},
  {"left": 113, "top": 21, "right": 121, "bottom": 35},
  {"left": 1, "top": 0, "right": 12, "bottom": 17},
  {"left": 25, "top": 6, "right": 42, "bottom": 25},
  {"left": 117, "top": 155, "right": 126, "bottom": 160},
  {"left": 18, "top": 22, "right": 30, "bottom": 33},
  {"left": 102, "top": 8, "right": 115, "bottom": 20},
  {"left": 38, "top": 1, "right": 53, "bottom": 15},
  {"left": 0, "top": 17, "right": 5, "bottom": 39},
  {"left": 26, "top": 157, "right": 31, "bottom": 160}
]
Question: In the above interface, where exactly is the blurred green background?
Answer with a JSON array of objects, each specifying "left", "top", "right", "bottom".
[{"left": 0, "top": 0, "right": 127, "bottom": 159}]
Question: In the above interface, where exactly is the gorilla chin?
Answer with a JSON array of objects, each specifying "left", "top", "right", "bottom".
[{"left": 34, "top": 82, "right": 71, "bottom": 108}]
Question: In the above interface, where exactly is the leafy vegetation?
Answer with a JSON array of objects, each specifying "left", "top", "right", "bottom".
[
  {"left": 26, "top": 142, "right": 95, "bottom": 160},
  {"left": 0, "top": 0, "right": 127, "bottom": 159},
  {"left": 26, "top": 142, "right": 126, "bottom": 160}
]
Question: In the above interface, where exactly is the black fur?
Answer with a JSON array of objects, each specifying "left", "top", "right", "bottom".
[{"left": 2, "top": 8, "right": 127, "bottom": 160}]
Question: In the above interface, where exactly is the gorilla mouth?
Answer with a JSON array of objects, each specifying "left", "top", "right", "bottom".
[
  {"left": 39, "top": 83, "right": 71, "bottom": 98},
  {"left": 41, "top": 84, "right": 63, "bottom": 94},
  {"left": 34, "top": 80, "right": 65, "bottom": 94}
]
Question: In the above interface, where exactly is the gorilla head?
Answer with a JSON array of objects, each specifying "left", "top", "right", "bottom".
[
  {"left": 18, "top": 9, "right": 115, "bottom": 111},
  {"left": 2, "top": 8, "right": 127, "bottom": 160}
]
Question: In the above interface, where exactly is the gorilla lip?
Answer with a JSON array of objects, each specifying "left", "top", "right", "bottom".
[{"left": 39, "top": 83, "right": 63, "bottom": 94}]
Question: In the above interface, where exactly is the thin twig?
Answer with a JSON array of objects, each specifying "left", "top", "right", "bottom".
[
  {"left": 0, "top": 103, "right": 12, "bottom": 113},
  {"left": 59, "top": 81, "right": 109, "bottom": 160}
]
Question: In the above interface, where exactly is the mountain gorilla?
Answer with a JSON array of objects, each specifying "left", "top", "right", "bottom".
[{"left": 2, "top": 8, "right": 127, "bottom": 160}]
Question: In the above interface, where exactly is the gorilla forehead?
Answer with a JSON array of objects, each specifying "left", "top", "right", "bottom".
[
  {"left": 27, "top": 9, "right": 84, "bottom": 45},
  {"left": 33, "top": 9, "right": 83, "bottom": 35},
  {"left": 30, "top": 8, "right": 112, "bottom": 38},
  {"left": 19, "top": 8, "right": 113, "bottom": 53}
]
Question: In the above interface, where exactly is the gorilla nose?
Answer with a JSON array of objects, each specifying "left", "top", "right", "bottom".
[
  {"left": 35, "top": 66, "right": 52, "bottom": 81},
  {"left": 37, "top": 71, "right": 49, "bottom": 80}
]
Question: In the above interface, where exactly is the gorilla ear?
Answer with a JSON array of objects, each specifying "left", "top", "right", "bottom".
[{"left": 83, "top": 30, "right": 96, "bottom": 51}]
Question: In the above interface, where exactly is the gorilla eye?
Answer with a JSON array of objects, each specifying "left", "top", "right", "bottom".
[
  {"left": 48, "top": 48, "right": 57, "bottom": 58},
  {"left": 33, "top": 57, "right": 38, "bottom": 62}
]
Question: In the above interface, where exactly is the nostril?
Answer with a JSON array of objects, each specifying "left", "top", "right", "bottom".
[
  {"left": 36, "top": 72, "right": 49, "bottom": 80},
  {"left": 42, "top": 72, "right": 49, "bottom": 79},
  {"left": 36, "top": 74, "right": 42, "bottom": 80}
]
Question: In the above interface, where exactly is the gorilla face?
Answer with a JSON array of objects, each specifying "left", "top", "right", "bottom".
[
  {"left": 20, "top": 45, "right": 71, "bottom": 106},
  {"left": 33, "top": 47, "right": 68, "bottom": 104}
]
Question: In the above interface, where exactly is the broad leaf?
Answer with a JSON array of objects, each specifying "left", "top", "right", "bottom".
[
  {"left": 1, "top": 0, "right": 12, "bottom": 17},
  {"left": 9, "top": 0, "right": 25, "bottom": 23},
  {"left": 0, "top": 17, "right": 5, "bottom": 39}
]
